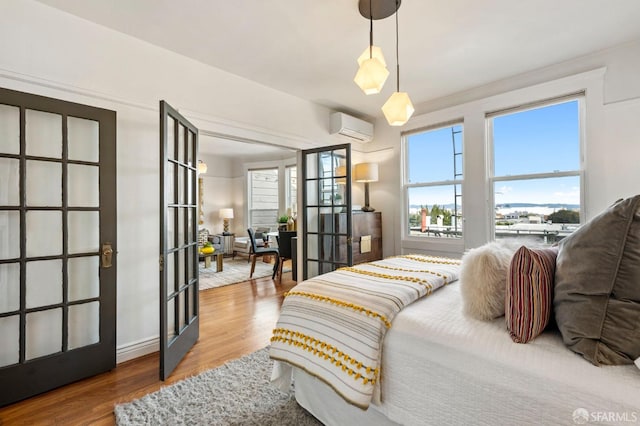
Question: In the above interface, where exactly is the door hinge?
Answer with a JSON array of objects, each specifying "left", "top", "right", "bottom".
[{"left": 159, "top": 254, "right": 164, "bottom": 272}]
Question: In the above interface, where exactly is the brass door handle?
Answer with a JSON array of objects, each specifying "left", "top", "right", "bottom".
[{"left": 102, "top": 243, "right": 113, "bottom": 268}]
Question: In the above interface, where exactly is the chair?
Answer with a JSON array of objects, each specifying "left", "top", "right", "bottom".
[
  {"left": 233, "top": 227, "right": 269, "bottom": 261},
  {"left": 247, "top": 228, "right": 280, "bottom": 279},
  {"left": 275, "top": 231, "right": 295, "bottom": 281}
]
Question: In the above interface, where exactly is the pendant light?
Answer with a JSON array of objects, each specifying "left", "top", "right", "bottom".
[
  {"left": 382, "top": 0, "right": 414, "bottom": 126},
  {"left": 354, "top": 0, "right": 389, "bottom": 95},
  {"left": 197, "top": 159, "right": 208, "bottom": 174}
]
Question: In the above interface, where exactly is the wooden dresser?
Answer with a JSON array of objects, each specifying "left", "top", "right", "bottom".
[
  {"left": 320, "top": 211, "right": 382, "bottom": 265},
  {"left": 352, "top": 211, "right": 382, "bottom": 264}
]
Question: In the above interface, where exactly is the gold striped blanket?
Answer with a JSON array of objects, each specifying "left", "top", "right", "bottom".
[{"left": 269, "top": 255, "right": 460, "bottom": 409}]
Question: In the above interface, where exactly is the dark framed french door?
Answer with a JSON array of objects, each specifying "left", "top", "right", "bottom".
[
  {"left": 159, "top": 100, "right": 200, "bottom": 380},
  {"left": 301, "top": 144, "right": 352, "bottom": 280},
  {"left": 0, "top": 87, "right": 117, "bottom": 406}
]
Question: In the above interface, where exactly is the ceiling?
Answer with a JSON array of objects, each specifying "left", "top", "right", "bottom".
[
  {"left": 201, "top": 134, "right": 295, "bottom": 158},
  {"left": 35, "top": 0, "right": 640, "bottom": 121}
]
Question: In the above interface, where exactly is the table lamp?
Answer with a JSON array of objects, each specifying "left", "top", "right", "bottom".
[
  {"left": 354, "top": 162, "right": 379, "bottom": 212},
  {"left": 219, "top": 208, "right": 234, "bottom": 235}
]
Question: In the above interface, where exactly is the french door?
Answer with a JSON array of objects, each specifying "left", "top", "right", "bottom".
[
  {"left": 301, "top": 144, "right": 352, "bottom": 279},
  {"left": 0, "top": 87, "right": 117, "bottom": 406},
  {"left": 159, "top": 101, "right": 199, "bottom": 380}
]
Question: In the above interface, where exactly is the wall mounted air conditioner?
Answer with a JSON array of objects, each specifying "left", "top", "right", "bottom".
[{"left": 330, "top": 112, "right": 374, "bottom": 143}]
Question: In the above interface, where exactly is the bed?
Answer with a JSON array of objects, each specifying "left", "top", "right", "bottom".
[{"left": 269, "top": 254, "right": 640, "bottom": 426}]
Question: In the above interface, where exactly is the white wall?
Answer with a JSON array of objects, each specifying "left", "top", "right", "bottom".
[
  {"left": 601, "top": 97, "right": 640, "bottom": 198},
  {"left": 198, "top": 153, "right": 237, "bottom": 235},
  {"left": 0, "top": 0, "right": 338, "bottom": 361},
  {"left": 363, "top": 40, "right": 640, "bottom": 258}
]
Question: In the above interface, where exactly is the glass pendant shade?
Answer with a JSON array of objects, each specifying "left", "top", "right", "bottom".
[
  {"left": 357, "top": 45, "right": 387, "bottom": 67},
  {"left": 354, "top": 57, "right": 390, "bottom": 95},
  {"left": 382, "top": 91, "right": 415, "bottom": 126}
]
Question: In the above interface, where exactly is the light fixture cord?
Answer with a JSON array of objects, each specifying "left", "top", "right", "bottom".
[
  {"left": 369, "top": 0, "right": 373, "bottom": 58},
  {"left": 395, "top": 0, "right": 400, "bottom": 91}
]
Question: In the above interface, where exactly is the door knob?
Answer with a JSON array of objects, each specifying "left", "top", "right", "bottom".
[{"left": 101, "top": 243, "right": 113, "bottom": 268}]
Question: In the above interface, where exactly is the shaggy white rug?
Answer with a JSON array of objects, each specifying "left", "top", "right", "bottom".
[{"left": 114, "top": 348, "right": 320, "bottom": 426}]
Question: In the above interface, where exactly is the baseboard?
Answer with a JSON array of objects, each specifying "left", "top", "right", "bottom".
[{"left": 116, "top": 336, "right": 158, "bottom": 364}]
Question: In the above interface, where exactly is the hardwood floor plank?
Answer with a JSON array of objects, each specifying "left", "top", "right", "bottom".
[{"left": 0, "top": 273, "right": 297, "bottom": 425}]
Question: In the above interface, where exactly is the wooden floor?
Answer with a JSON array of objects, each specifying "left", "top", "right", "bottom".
[{"left": 0, "top": 271, "right": 297, "bottom": 425}]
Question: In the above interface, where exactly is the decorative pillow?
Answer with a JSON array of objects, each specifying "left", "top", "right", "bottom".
[
  {"left": 506, "top": 246, "right": 558, "bottom": 343},
  {"left": 460, "top": 240, "right": 521, "bottom": 320},
  {"left": 554, "top": 195, "right": 640, "bottom": 366}
]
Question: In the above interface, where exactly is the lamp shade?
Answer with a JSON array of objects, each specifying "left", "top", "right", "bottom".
[
  {"left": 354, "top": 57, "right": 389, "bottom": 95},
  {"left": 197, "top": 160, "right": 208, "bottom": 174},
  {"left": 382, "top": 91, "right": 415, "bottom": 126},
  {"left": 354, "top": 163, "right": 379, "bottom": 183},
  {"left": 218, "top": 208, "right": 234, "bottom": 219},
  {"left": 357, "top": 45, "right": 387, "bottom": 67}
]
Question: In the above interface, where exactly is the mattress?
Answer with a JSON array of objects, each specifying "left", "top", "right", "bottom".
[{"left": 292, "top": 281, "right": 640, "bottom": 425}]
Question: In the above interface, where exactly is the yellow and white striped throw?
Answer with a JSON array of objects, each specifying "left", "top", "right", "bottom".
[{"left": 269, "top": 255, "right": 460, "bottom": 409}]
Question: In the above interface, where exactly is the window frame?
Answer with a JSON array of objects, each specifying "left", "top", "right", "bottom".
[
  {"left": 398, "top": 68, "right": 604, "bottom": 257},
  {"left": 285, "top": 164, "right": 297, "bottom": 215},
  {"left": 244, "top": 158, "right": 297, "bottom": 230},
  {"left": 487, "top": 94, "right": 585, "bottom": 240},
  {"left": 401, "top": 120, "right": 465, "bottom": 243},
  {"left": 247, "top": 166, "right": 280, "bottom": 229}
]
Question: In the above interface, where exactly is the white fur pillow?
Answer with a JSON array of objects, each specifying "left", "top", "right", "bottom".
[{"left": 460, "top": 240, "right": 521, "bottom": 320}]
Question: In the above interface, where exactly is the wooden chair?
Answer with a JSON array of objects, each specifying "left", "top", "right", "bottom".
[
  {"left": 247, "top": 228, "right": 280, "bottom": 279},
  {"left": 275, "top": 231, "right": 295, "bottom": 281}
]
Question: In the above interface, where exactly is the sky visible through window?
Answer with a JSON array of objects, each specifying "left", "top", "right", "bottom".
[
  {"left": 407, "top": 124, "right": 462, "bottom": 210},
  {"left": 408, "top": 125, "right": 461, "bottom": 184},
  {"left": 494, "top": 100, "right": 580, "bottom": 205},
  {"left": 408, "top": 100, "right": 580, "bottom": 207}
]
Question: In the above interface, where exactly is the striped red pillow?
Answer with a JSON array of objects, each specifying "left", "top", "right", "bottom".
[{"left": 506, "top": 246, "right": 558, "bottom": 343}]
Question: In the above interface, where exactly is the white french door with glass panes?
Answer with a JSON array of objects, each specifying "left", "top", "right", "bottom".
[
  {"left": 0, "top": 87, "right": 116, "bottom": 407},
  {"left": 489, "top": 95, "right": 583, "bottom": 244}
]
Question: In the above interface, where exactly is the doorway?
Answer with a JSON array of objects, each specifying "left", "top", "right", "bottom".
[{"left": 196, "top": 134, "right": 297, "bottom": 285}]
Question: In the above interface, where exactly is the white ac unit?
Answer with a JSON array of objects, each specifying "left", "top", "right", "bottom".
[{"left": 330, "top": 112, "right": 374, "bottom": 143}]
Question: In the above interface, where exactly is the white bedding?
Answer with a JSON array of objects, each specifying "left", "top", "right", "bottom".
[
  {"left": 292, "top": 281, "right": 640, "bottom": 425},
  {"left": 270, "top": 255, "right": 460, "bottom": 408}
]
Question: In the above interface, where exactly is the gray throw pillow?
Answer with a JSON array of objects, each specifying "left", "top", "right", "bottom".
[{"left": 554, "top": 195, "right": 640, "bottom": 365}]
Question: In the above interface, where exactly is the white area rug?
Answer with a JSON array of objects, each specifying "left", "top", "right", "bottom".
[
  {"left": 114, "top": 348, "right": 320, "bottom": 426},
  {"left": 199, "top": 258, "right": 284, "bottom": 290}
]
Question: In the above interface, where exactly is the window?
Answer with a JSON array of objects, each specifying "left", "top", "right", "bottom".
[
  {"left": 404, "top": 123, "right": 463, "bottom": 238},
  {"left": 248, "top": 168, "right": 279, "bottom": 228},
  {"left": 285, "top": 165, "right": 297, "bottom": 216},
  {"left": 489, "top": 97, "right": 582, "bottom": 244}
]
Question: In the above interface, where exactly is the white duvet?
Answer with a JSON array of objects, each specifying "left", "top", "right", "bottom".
[{"left": 292, "top": 281, "right": 640, "bottom": 425}]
